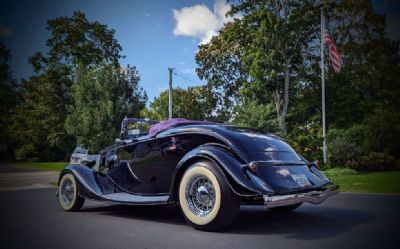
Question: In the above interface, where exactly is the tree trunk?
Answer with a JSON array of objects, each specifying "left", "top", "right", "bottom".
[{"left": 272, "top": 62, "right": 290, "bottom": 136}]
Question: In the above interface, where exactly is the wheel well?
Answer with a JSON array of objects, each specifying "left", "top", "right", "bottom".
[
  {"left": 58, "top": 169, "right": 71, "bottom": 186},
  {"left": 170, "top": 155, "right": 251, "bottom": 203},
  {"left": 171, "top": 156, "right": 207, "bottom": 202}
]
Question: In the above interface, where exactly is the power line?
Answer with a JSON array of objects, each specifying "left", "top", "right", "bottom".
[{"left": 173, "top": 72, "right": 203, "bottom": 85}]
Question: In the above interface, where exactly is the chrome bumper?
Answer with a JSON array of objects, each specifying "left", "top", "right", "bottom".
[{"left": 264, "top": 185, "right": 340, "bottom": 208}]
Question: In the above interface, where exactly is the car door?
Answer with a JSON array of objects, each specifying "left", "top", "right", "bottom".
[
  {"left": 116, "top": 136, "right": 183, "bottom": 194},
  {"left": 116, "top": 133, "right": 219, "bottom": 195}
]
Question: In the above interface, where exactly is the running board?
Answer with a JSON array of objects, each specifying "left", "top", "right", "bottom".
[{"left": 100, "top": 193, "right": 169, "bottom": 205}]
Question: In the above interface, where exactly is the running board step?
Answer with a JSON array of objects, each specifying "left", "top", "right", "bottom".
[{"left": 101, "top": 193, "right": 169, "bottom": 205}]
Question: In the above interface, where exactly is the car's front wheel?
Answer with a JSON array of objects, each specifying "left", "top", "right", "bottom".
[
  {"left": 58, "top": 173, "right": 85, "bottom": 211},
  {"left": 178, "top": 160, "right": 239, "bottom": 231}
]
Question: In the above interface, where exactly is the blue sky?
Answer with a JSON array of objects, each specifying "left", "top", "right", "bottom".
[{"left": 0, "top": 0, "right": 399, "bottom": 102}]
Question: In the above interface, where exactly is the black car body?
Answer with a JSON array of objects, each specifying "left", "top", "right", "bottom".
[{"left": 57, "top": 118, "right": 339, "bottom": 230}]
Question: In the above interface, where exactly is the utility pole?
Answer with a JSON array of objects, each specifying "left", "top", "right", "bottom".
[{"left": 168, "top": 67, "right": 174, "bottom": 119}]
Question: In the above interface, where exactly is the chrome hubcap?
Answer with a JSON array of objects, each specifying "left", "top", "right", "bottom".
[
  {"left": 186, "top": 176, "right": 216, "bottom": 217},
  {"left": 61, "top": 178, "right": 74, "bottom": 206}
]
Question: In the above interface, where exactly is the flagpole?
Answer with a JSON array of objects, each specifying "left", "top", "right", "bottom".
[{"left": 321, "top": 9, "right": 327, "bottom": 164}]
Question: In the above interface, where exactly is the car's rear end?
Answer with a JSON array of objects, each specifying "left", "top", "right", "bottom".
[
  {"left": 231, "top": 129, "right": 339, "bottom": 207},
  {"left": 255, "top": 161, "right": 339, "bottom": 207}
]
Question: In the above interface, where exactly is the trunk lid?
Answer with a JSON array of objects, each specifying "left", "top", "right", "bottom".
[{"left": 256, "top": 162, "right": 330, "bottom": 193}]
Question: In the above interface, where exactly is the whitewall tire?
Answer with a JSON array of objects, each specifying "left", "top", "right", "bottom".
[
  {"left": 179, "top": 160, "right": 239, "bottom": 231},
  {"left": 58, "top": 173, "right": 84, "bottom": 211}
]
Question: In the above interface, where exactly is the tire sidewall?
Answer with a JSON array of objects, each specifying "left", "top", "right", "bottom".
[
  {"left": 59, "top": 173, "right": 79, "bottom": 211},
  {"left": 179, "top": 160, "right": 238, "bottom": 230},
  {"left": 179, "top": 162, "right": 222, "bottom": 226}
]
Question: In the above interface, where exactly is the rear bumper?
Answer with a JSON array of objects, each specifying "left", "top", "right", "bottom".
[{"left": 263, "top": 185, "right": 340, "bottom": 208}]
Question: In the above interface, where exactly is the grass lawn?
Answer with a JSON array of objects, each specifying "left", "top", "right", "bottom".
[
  {"left": 324, "top": 168, "right": 400, "bottom": 194},
  {"left": 0, "top": 161, "right": 68, "bottom": 171}
]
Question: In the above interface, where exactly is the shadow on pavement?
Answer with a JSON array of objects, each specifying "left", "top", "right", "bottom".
[
  {"left": 83, "top": 203, "right": 186, "bottom": 226},
  {"left": 228, "top": 205, "right": 373, "bottom": 239},
  {"left": 81, "top": 203, "right": 374, "bottom": 239}
]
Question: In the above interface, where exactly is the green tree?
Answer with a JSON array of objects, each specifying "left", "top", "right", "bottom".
[
  {"left": 324, "top": 0, "right": 400, "bottom": 128},
  {"left": 10, "top": 74, "right": 73, "bottom": 160},
  {"left": 11, "top": 11, "right": 127, "bottom": 160},
  {"left": 65, "top": 64, "right": 146, "bottom": 152},
  {"left": 197, "top": 0, "right": 319, "bottom": 135},
  {"left": 29, "top": 11, "right": 122, "bottom": 71},
  {"left": 233, "top": 101, "right": 278, "bottom": 132},
  {"left": 196, "top": 0, "right": 400, "bottom": 163},
  {"left": 0, "top": 41, "right": 18, "bottom": 159},
  {"left": 196, "top": 22, "right": 250, "bottom": 120},
  {"left": 143, "top": 86, "right": 218, "bottom": 121}
]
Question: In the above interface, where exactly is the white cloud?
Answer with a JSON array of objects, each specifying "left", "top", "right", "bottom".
[
  {"left": 172, "top": 0, "right": 239, "bottom": 44},
  {"left": 214, "top": 0, "right": 236, "bottom": 24}
]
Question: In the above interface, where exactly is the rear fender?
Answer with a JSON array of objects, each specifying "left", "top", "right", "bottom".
[{"left": 169, "top": 144, "right": 268, "bottom": 202}]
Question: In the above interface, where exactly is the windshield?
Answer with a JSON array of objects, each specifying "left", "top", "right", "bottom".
[
  {"left": 120, "top": 118, "right": 158, "bottom": 139},
  {"left": 128, "top": 121, "right": 152, "bottom": 135}
]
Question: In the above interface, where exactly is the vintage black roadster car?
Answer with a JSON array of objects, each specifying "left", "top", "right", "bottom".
[{"left": 57, "top": 118, "right": 339, "bottom": 231}]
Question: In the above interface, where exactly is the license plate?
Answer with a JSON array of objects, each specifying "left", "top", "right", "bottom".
[{"left": 292, "top": 174, "right": 311, "bottom": 187}]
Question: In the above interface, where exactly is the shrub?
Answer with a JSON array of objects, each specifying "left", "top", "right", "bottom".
[
  {"left": 356, "top": 152, "right": 398, "bottom": 171},
  {"left": 15, "top": 143, "right": 38, "bottom": 161},
  {"left": 364, "top": 107, "right": 400, "bottom": 158},
  {"left": 344, "top": 124, "right": 365, "bottom": 148},
  {"left": 287, "top": 124, "right": 322, "bottom": 161},
  {"left": 327, "top": 132, "right": 362, "bottom": 167}
]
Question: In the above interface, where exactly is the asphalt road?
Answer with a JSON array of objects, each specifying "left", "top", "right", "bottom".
[
  {"left": 0, "top": 169, "right": 399, "bottom": 249},
  {"left": 0, "top": 171, "right": 59, "bottom": 191}
]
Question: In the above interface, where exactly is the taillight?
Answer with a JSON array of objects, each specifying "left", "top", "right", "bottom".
[{"left": 248, "top": 161, "right": 259, "bottom": 172}]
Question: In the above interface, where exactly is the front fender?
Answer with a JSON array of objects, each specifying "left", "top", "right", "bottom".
[
  {"left": 58, "top": 164, "right": 103, "bottom": 199},
  {"left": 169, "top": 144, "right": 269, "bottom": 201}
]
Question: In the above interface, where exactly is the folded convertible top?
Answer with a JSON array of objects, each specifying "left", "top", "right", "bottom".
[{"left": 149, "top": 118, "right": 213, "bottom": 137}]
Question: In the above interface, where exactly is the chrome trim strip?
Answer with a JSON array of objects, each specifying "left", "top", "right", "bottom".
[{"left": 263, "top": 186, "right": 340, "bottom": 208}]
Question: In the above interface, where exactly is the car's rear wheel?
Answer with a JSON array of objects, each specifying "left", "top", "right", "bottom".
[
  {"left": 268, "top": 203, "right": 302, "bottom": 212},
  {"left": 58, "top": 173, "right": 84, "bottom": 211},
  {"left": 178, "top": 160, "right": 239, "bottom": 231}
]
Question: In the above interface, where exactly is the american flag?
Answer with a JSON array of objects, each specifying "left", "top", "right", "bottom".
[{"left": 323, "top": 19, "right": 342, "bottom": 73}]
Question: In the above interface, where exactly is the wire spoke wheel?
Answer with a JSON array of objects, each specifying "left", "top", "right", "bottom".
[
  {"left": 186, "top": 175, "right": 216, "bottom": 217},
  {"left": 61, "top": 178, "right": 74, "bottom": 206}
]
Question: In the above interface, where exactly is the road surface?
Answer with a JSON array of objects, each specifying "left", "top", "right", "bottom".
[{"left": 0, "top": 168, "right": 399, "bottom": 249}]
